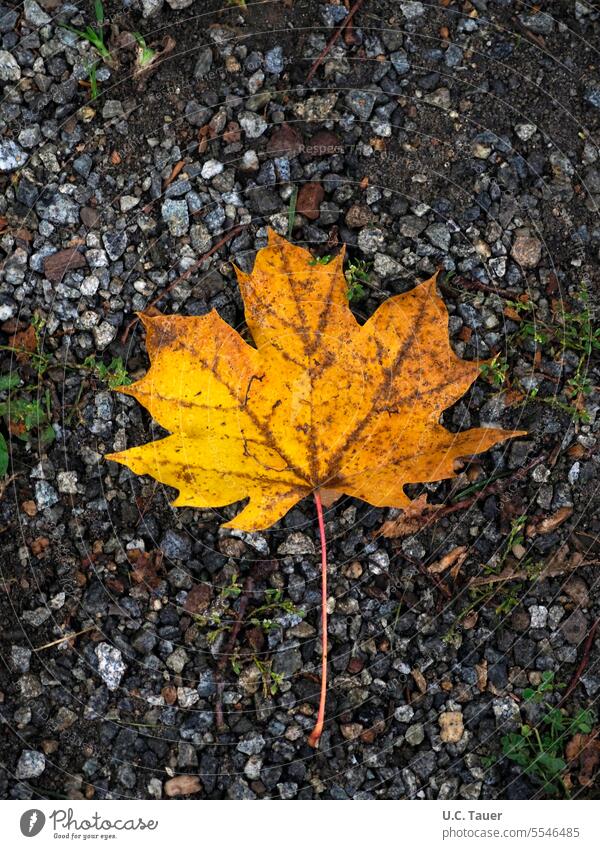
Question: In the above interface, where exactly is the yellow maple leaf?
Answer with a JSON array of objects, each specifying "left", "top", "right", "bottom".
[{"left": 107, "top": 229, "right": 524, "bottom": 529}]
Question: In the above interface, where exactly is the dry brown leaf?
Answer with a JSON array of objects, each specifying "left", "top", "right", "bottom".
[
  {"left": 377, "top": 493, "right": 434, "bottom": 538},
  {"left": 412, "top": 667, "right": 427, "bottom": 694},
  {"left": 43, "top": 247, "right": 87, "bottom": 283},
  {"left": 427, "top": 545, "right": 468, "bottom": 575},
  {"left": 565, "top": 731, "right": 600, "bottom": 788},
  {"left": 470, "top": 547, "right": 584, "bottom": 588},
  {"left": 504, "top": 306, "right": 522, "bottom": 321},
  {"left": 504, "top": 388, "right": 526, "bottom": 407},
  {"left": 462, "top": 609, "right": 479, "bottom": 630},
  {"left": 182, "top": 583, "right": 212, "bottom": 614},
  {"left": 9, "top": 324, "right": 36, "bottom": 357},
  {"left": 128, "top": 549, "right": 164, "bottom": 588},
  {"left": 526, "top": 506, "right": 573, "bottom": 538},
  {"left": 563, "top": 576, "right": 589, "bottom": 607},
  {"left": 163, "top": 160, "right": 185, "bottom": 189},
  {"left": 30, "top": 537, "right": 50, "bottom": 557},
  {"left": 475, "top": 660, "right": 487, "bottom": 692}
]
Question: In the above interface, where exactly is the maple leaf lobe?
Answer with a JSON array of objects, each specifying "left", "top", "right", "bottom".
[{"left": 106, "top": 230, "right": 525, "bottom": 530}]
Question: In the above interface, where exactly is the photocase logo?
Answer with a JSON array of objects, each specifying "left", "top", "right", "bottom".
[{"left": 20, "top": 810, "right": 46, "bottom": 837}]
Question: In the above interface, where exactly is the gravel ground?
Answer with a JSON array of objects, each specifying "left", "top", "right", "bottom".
[{"left": 1, "top": 0, "right": 599, "bottom": 801}]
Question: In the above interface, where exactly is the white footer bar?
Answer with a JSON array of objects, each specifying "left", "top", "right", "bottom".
[{"left": 6, "top": 799, "right": 599, "bottom": 848}]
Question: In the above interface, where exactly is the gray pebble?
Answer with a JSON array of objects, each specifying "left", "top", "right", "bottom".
[
  {"left": 265, "top": 46, "right": 284, "bottom": 75},
  {"left": 93, "top": 322, "right": 117, "bottom": 350},
  {"left": 345, "top": 90, "right": 376, "bottom": 120},
  {"left": 190, "top": 223, "right": 212, "bottom": 254},
  {"left": 185, "top": 101, "right": 212, "bottom": 128},
  {"left": 132, "top": 629, "right": 157, "bottom": 654},
  {"left": 201, "top": 159, "right": 224, "bottom": 179},
  {"left": 358, "top": 227, "right": 385, "bottom": 254},
  {"left": 584, "top": 87, "right": 600, "bottom": 110},
  {"left": 36, "top": 194, "right": 79, "bottom": 225},
  {"left": 0, "top": 49, "right": 21, "bottom": 82},
  {"left": 492, "top": 697, "right": 520, "bottom": 726},
  {"left": 239, "top": 111, "right": 268, "bottom": 138},
  {"left": 519, "top": 12, "right": 554, "bottom": 35},
  {"left": 321, "top": 3, "right": 348, "bottom": 26},
  {"left": 515, "top": 122, "right": 537, "bottom": 141},
  {"left": 20, "top": 674, "right": 42, "bottom": 699},
  {"left": 160, "top": 529, "right": 192, "bottom": 560},
  {"left": 445, "top": 44, "right": 463, "bottom": 67},
  {"left": 277, "top": 532, "right": 315, "bottom": 556},
  {"left": 277, "top": 782, "right": 298, "bottom": 799},
  {"left": 194, "top": 45, "right": 213, "bottom": 78},
  {"left": 390, "top": 50, "right": 410, "bottom": 75},
  {"left": 0, "top": 140, "right": 28, "bottom": 172},
  {"left": 272, "top": 643, "right": 302, "bottom": 677},
  {"left": 22, "top": 607, "right": 51, "bottom": 627},
  {"left": 11, "top": 646, "right": 32, "bottom": 673},
  {"left": 394, "top": 705, "right": 415, "bottom": 723},
  {"left": 166, "top": 646, "right": 188, "bottom": 673},
  {"left": 405, "top": 724, "right": 425, "bottom": 746},
  {"left": 237, "top": 733, "right": 265, "bottom": 755},
  {"left": 402, "top": 536, "right": 426, "bottom": 560},
  {"left": 161, "top": 199, "right": 189, "bottom": 236},
  {"left": 102, "top": 100, "right": 124, "bottom": 120},
  {"left": 102, "top": 231, "right": 128, "bottom": 261},
  {"left": 141, "top": 0, "right": 163, "bottom": 17},
  {"left": 35, "top": 480, "right": 59, "bottom": 509},
  {"left": 528, "top": 605, "right": 548, "bottom": 629},
  {"left": 426, "top": 222, "right": 451, "bottom": 251},
  {"left": 24, "top": 0, "right": 51, "bottom": 25},
  {"left": 197, "top": 669, "right": 216, "bottom": 698},
  {"left": 400, "top": 1, "right": 424, "bottom": 19},
  {"left": 18, "top": 127, "right": 41, "bottom": 149},
  {"left": 561, "top": 611, "right": 588, "bottom": 645}
]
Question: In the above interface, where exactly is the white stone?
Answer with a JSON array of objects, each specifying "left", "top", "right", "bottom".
[
  {"left": 201, "top": 159, "right": 224, "bottom": 179},
  {"left": 0, "top": 50, "right": 21, "bottom": 82},
  {"left": 529, "top": 605, "right": 548, "bottom": 629},
  {"left": 57, "top": 471, "right": 78, "bottom": 494}
]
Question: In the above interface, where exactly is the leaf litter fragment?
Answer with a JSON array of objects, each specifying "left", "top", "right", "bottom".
[
  {"left": 470, "top": 547, "right": 586, "bottom": 588},
  {"left": 427, "top": 545, "right": 468, "bottom": 575},
  {"left": 565, "top": 731, "right": 600, "bottom": 788}
]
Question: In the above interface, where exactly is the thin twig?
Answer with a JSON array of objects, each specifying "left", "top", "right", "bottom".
[
  {"left": 306, "top": 0, "right": 366, "bottom": 83},
  {"left": 440, "top": 275, "right": 519, "bottom": 301},
  {"left": 121, "top": 224, "right": 245, "bottom": 344},
  {"left": 217, "top": 577, "right": 254, "bottom": 671},
  {"left": 35, "top": 625, "right": 97, "bottom": 651},
  {"left": 559, "top": 617, "right": 600, "bottom": 706},
  {"left": 0, "top": 473, "right": 20, "bottom": 502},
  {"left": 214, "top": 575, "right": 254, "bottom": 731}
]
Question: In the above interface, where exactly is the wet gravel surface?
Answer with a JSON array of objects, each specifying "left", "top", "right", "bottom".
[{"left": 1, "top": 0, "right": 600, "bottom": 800}]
